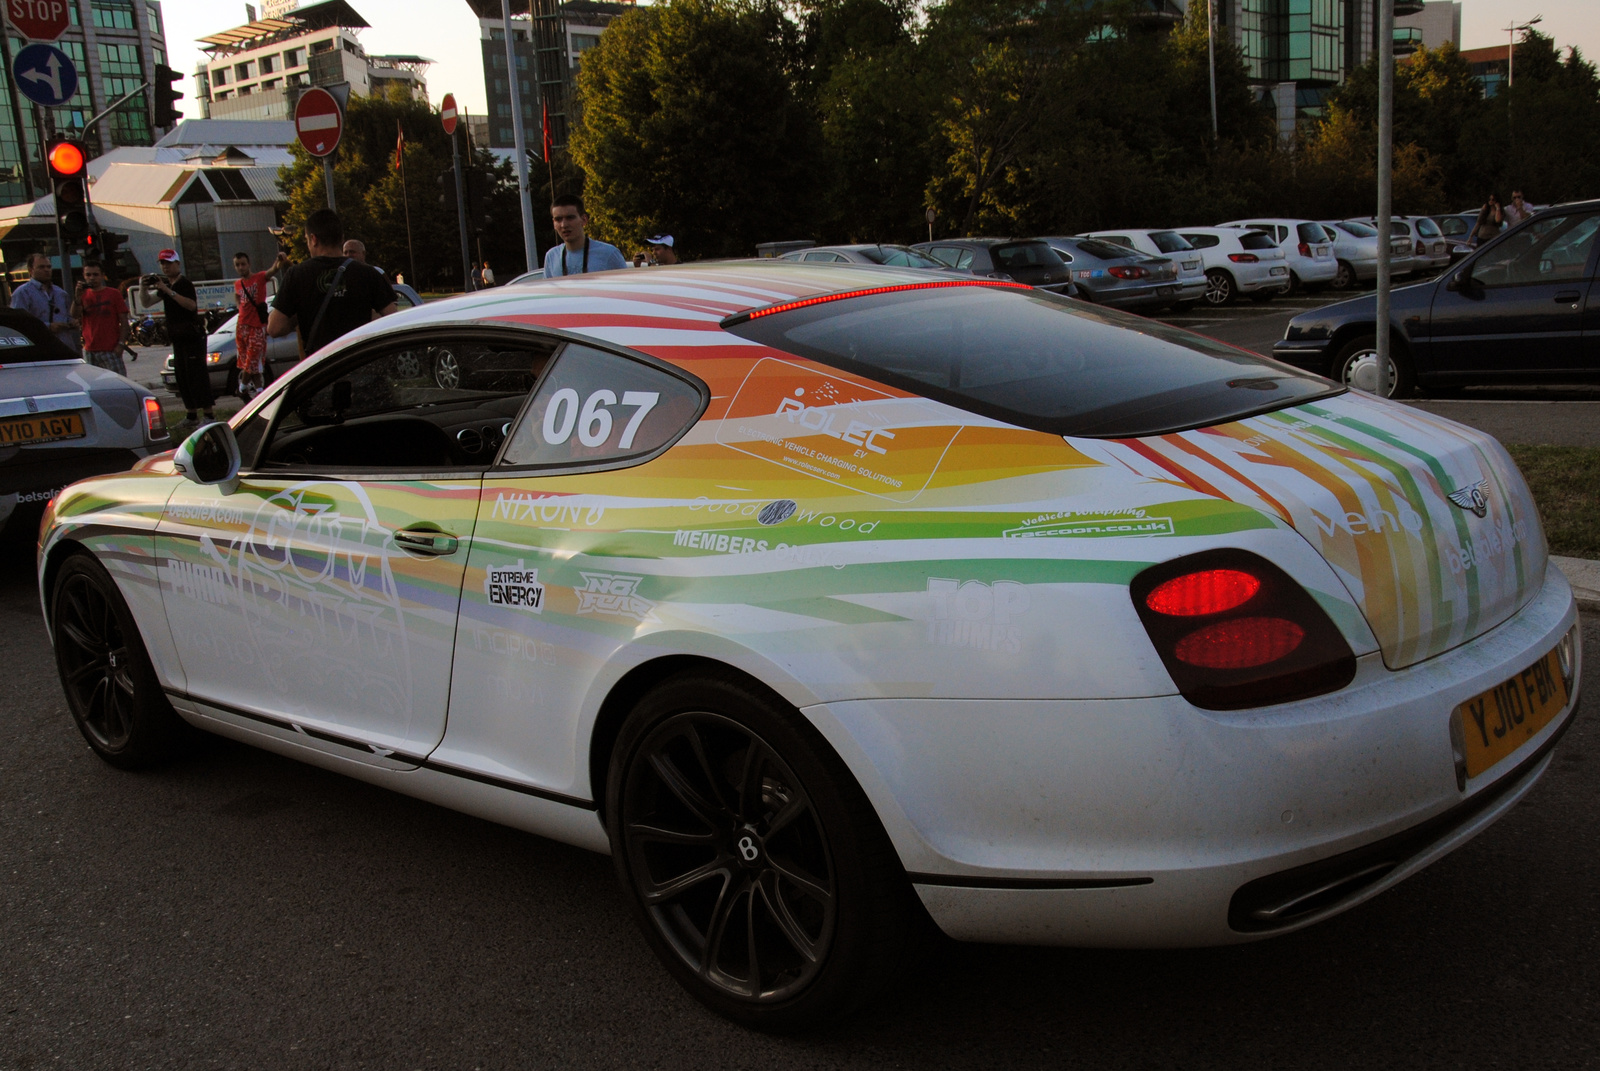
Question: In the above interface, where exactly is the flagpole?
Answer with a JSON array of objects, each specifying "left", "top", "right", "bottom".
[{"left": 397, "top": 121, "right": 417, "bottom": 286}]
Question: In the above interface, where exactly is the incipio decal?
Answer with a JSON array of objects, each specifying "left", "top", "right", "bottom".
[
  {"left": 486, "top": 561, "right": 545, "bottom": 613},
  {"left": 715, "top": 357, "right": 961, "bottom": 502},
  {"left": 757, "top": 499, "right": 798, "bottom": 526}
]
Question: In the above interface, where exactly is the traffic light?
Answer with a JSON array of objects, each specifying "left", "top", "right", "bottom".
[
  {"left": 46, "top": 137, "right": 90, "bottom": 243},
  {"left": 153, "top": 64, "right": 182, "bottom": 127}
]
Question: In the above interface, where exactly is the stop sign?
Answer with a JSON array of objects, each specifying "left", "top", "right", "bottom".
[
  {"left": 7, "top": 0, "right": 70, "bottom": 41},
  {"left": 440, "top": 93, "right": 458, "bottom": 135},
  {"left": 294, "top": 87, "right": 343, "bottom": 157}
]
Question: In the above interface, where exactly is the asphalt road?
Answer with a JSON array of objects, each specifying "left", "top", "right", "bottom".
[
  {"left": 0, "top": 517, "right": 1596, "bottom": 1067},
  {"left": 1163, "top": 291, "right": 1600, "bottom": 448}
]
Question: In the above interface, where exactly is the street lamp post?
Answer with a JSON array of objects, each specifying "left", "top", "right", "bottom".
[
  {"left": 1506, "top": 15, "right": 1542, "bottom": 88},
  {"left": 1206, "top": 0, "right": 1218, "bottom": 141},
  {"left": 1375, "top": 0, "right": 1394, "bottom": 397}
]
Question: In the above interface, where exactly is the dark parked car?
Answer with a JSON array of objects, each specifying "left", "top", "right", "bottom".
[
  {"left": 1037, "top": 236, "right": 1184, "bottom": 310},
  {"left": 913, "top": 238, "right": 1075, "bottom": 295},
  {"left": 1273, "top": 200, "right": 1600, "bottom": 396}
]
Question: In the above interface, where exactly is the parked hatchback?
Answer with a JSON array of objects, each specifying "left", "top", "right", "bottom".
[
  {"left": 1168, "top": 227, "right": 1290, "bottom": 305},
  {"left": 1218, "top": 218, "right": 1339, "bottom": 292},
  {"left": 1037, "top": 236, "right": 1182, "bottom": 310},
  {"left": 1070, "top": 229, "right": 1207, "bottom": 307},
  {"left": 1350, "top": 216, "right": 1450, "bottom": 274},
  {"left": 914, "top": 238, "right": 1075, "bottom": 295}
]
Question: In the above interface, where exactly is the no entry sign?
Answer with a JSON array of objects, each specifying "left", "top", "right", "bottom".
[
  {"left": 7, "top": 0, "right": 69, "bottom": 41},
  {"left": 294, "top": 87, "right": 343, "bottom": 157},
  {"left": 440, "top": 93, "right": 458, "bottom": 135}
]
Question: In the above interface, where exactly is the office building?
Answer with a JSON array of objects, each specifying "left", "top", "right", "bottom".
[
  {"left": 195, "top": 0, "right": 430, "bottom": 123},
  {"left": 466, "top": 0, "right": 633, "bottom": 152},
  {"left": 0, "top": 0, "right": 173, "bottom": 209}
]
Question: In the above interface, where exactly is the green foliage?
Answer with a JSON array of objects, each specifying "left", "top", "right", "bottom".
[{"left": 278, "top": 86, "right": 529, "bottom": 288}]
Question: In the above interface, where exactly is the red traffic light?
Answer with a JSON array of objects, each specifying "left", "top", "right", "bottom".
[{"left": 47, "top": 139, "right": 85, "bottom": 177}]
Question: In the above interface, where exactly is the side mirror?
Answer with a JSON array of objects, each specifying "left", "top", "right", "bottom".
[
  {"left": 1446, "top": 268, "right": 1472, "bottom": 293},
  {"left": 172, "top": 422, "right": 241, "bottom": 495}
]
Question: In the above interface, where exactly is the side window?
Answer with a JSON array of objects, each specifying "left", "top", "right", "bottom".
[
  {"left": 1475, "top": 214, "right": 1600, "bottom": 287},
  {"left": 1182, "top": 234, "right": 1219, "bottom": 249},
  {"left": 926, "top": 246, "right": 961, "bottom": 267},
  {"left": 1099, "top": 235, "right": 1132, "bottom": 248},
  {"left": 499, "top": 344, "right": 703, "bottom": 469},
  {"left": 803, "top": 251, "right": 838, "bottom": 262},
  {"left": 954, "top": 249, "right": 977, "bottom": 270},
  {"left": 393, "top": 289, "right": 418, "bottom": 309},
  {"left": 259, "top": 336, "right": 556, "bottom": 471}
]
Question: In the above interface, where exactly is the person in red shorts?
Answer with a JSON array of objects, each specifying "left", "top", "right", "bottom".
[
  {"left": 71, "top": 260, "right": 128, "bottom": 375},
  {"left": 232, "top": 249, "right": 289, "bottom": 399}
]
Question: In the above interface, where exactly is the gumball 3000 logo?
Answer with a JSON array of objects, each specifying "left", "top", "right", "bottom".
[{"left": 925, "top": 578, "right": 1030, "bottom": 654}]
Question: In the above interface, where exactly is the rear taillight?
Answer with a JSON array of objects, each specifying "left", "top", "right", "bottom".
[
  {"left": 1228, "top": 253, "right": 1258, "bottom": 263},
  {"left": 143, "top": 396, "right": 169, "bottom": 441},
  {"left": 1415, "top": 240, "right": 1425, "bottom": 255},
  {"left": 1297, "top": 242, "right": 1311, "bottom": 258},
  {"left": 1108, "top": 265, "right": 1148, "bottom": 279},
  {"left": 1131, "top": 550, "right": 1356, "bottom": 710}
]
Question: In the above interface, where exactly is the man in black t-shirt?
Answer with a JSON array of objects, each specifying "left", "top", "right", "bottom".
[
  {"left": 144, "top": 249, "right": 211, "bottom": 428},
  {"left": 267, "top": 209, "right": 397, "bottom": 356}
]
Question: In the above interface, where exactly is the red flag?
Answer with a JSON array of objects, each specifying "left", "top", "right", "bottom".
[
  {"left": 394, "top": 120, "right": 405, "bottom": 170},
  {"left": 541, "top": 98, "right": 552, "bottom": 161}
]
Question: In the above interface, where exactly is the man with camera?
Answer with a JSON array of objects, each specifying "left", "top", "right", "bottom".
[
  {"left": 71, "top": 261, "right": 129, "bottom": 375},
  {"left": 144, "top": 249, "right": 211, "bottom": 429},
  {"left": 233, "top": 249, "right": 289, "bottom": 401}
]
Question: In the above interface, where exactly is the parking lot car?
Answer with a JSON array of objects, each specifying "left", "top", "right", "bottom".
[
  {"left": 1276, "top": 201, "right": 1600, "bottom": 395},
  {"left": 1037, "top": 235, "right": 1182, "bottom": 310},
  {"left": 1168, "top": 227, "right": 1290, "bottom": 305},
  {"left": 162, "top": 283, "right": 424, "bottom": 397},
  {"left": 39, "top": 263, "right": 1582, "bottom": 1028},
  {"left": 778, "top": 244, "right": 953, "bottom": 270},
  {"left": 914, "top": 238, "right": 1075, "bottom": 294},
  {"left": 1350, "top": 216, "right": 1450, "bottom": 274},
  {"left": 1217, "top": 218, "right": 1339, "bottom": 292},
  {"left": 505, "top": 269, "right": 545, "bottom": 285},
  {"left": 1069, "top": 229, "right": 1207, "bottom": 307},
  {"left": 1, "top": 307, "right": 169, "bottom": 533},
  {"left": 1318, "top": 219, "right": 1414, "bottom": 287},
  {"left": 1432, "top": 213, "right": 1481, "bottom": 263}
]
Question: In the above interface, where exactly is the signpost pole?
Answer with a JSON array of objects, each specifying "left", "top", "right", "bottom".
[
  {"left": 322, "top": 156, "right": 335, "bottom": 211},
  {"left": 1375, "top": 0, "right": 1394, "bottom": 398},
  {"left": 36, "top": 110, "right": 69, "bottom": 290},
  {"left": 501, "top": 0, "right": 538, "bottom": 275},
  {"left": 0, "top": 20, "right": 36, "bottom": 200},
  {"left": 451, "top": 126, "right": 473, "bottom": 291}
]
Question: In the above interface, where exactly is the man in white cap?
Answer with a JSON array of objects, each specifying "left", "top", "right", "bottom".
[{"left": 647, "top": 235, "right": 679, "bottom": 265}]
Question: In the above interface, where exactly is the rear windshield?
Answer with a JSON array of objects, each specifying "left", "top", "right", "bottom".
[
  {"left": 0, "top": 309, "right": 79, "bottom": 362},
  {"left": 1335, "top": 220, "right": 1377, "bottom": 237},
  {"left": 1297, "top": 222, "right": 1327, "bottom": 243},
  {"left": 1437, "top": 216, "right": 1469, "bottom": 236},
  {"left": 992, "top": 241, "right": 1064, "bottom": 269},
  {"left": 1149, "top": 231, "right": 1192, "bottom": 253},
  {"left": 1415, "top": 217, "right": 1441, "bottom": 237},
  {"left": 1239, "top": 231, "right": 1278, "bottom": 250},
  {"left": 725, "top": 286, "right": 1339, "bottom": 438},
  {"left": 1074, "top": 239, "right": 1139, "bottom": 260}
]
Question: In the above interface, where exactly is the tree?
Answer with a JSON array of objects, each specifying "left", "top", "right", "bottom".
[{"left": 571, "top": 0, "right": 822, "bottom": 259}]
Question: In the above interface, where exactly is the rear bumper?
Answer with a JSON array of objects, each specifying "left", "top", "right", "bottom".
[
  {"left": 804, "top": 562, "right": 1580, "bottom": 946},
  {"left": 1292, "top": 258, "right": 1339, "bottom": 284}
]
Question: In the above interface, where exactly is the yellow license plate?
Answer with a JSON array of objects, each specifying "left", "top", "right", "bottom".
[
  {"left": 0, "top": 411, "right": 86, "bottom": 446},
  {"left": 1455, "top": 647, "right": 1569, "bottom": 779}
]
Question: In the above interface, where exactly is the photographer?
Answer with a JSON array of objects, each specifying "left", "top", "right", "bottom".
[
  {"left": 233, "top": 249, "right": 289, "bottom": 401},
  {"left": 71, "top": 260, "right": 129, "bottom": 374},
  {"left": 145, "top": 249, "right": 211, "bottom": 429}
]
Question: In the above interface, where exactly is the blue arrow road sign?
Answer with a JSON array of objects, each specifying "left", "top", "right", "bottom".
[{"left": 12, "top": 43, "right": 78, "bottom": 108}]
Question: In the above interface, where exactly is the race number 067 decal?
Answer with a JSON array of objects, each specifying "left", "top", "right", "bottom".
[
  {"left": 714, "top": 357, "right": 962, "bottom": 503},
  {"left": 542, "top": 389, "right": 660, "bottom": 450}
]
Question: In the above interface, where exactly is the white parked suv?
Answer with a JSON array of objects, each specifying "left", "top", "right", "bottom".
[
  {"left": 1168, "top": 227, "right": 1290, "bottom": 305},
  {"left": 1218, "top": 218, "right": 1339, "bottom": 292},
  {"left": 1074, "top": 228, "right": 1208, "bottom": 308}
]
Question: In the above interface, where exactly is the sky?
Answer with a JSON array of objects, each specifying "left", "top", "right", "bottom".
[{"left": 158, "top": 0, "right": 1600, "bottom": 128}]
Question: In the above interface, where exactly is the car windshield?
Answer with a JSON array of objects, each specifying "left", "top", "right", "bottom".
[
  {"left": 726, "top": 286, "right": 1338, "bottom": 437},
  {"left": 1239, "top": 231, "right": 1278, "bottom": 250},
  {"left": 1335, "top": 221, "right": 1377, "bottom": 238},
  {"left": 1149, "top": 231, "right": 1192, "bottom": 253},
  {"left": 858, "top": 246, "right": 946, "bottom": 269},
  {"left": 992, "top": 242, "right": 1065, "bottom": 269}
]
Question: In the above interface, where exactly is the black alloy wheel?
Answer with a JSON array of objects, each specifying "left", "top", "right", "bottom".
[
  {"left": 1203, "top": 269, "right": 1235, "bottom": 306},
  {"left": 51, "top": 554, "right": 192, "bottom": 768},
  {"left": 608, "top": 673, "right": 914, "bottom": 1029}
]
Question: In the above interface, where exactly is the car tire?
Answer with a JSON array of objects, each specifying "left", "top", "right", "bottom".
[
  {"left": 1333, "top": 334, "right": 1414, "bottom": 399},
  {"left": 1334, "top": 261, "right": 1359, "bottom": 289},
  {"left": 51, "top": 553, "right": 194, "bottom": 769},
  {"left": 392, "top": 350, "right": 422, "bottom": 379},
  {"left": 431, "top": 347, "right": 461, "bottom": 390},
  {"left": 1203, "top": 269, "right": 1235, "bottom": 306},
  {"left": 606, "top": 670, "right": 916, "bottom": 1031},
  {"left": 1285, "top": 271, "right": 1302, "bottom": 294}
]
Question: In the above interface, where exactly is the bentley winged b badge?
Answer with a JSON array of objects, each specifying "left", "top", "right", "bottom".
[{"left": 1446, "top": 480, "right": 1489, "bottom": 518}]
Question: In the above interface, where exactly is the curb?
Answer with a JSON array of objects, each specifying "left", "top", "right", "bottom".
[{"left": 1552, "top": 556, "right": 1600, "bottom": 614}]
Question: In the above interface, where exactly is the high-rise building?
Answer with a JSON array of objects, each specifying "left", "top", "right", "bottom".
[
  {"left": 194, "top": 0, "right": 430, "bottom": 124},
  {"left": 0, "top": 0, "right": 173, "bottom": 209},
  {"left": 465, "top": 0, "right": 633, "bottom": 153}
]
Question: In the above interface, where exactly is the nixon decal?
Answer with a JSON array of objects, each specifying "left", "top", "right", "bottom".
[
  {"left": 491, "top": 492, "right": 606, "bottom": 527},
  {"left": 486, "top": 561, "right": 544, "bottom": 613}
]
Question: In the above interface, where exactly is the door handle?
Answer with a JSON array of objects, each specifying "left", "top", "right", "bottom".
[
  {"left": 1554, "top": 290, "right": 1581, "bottom": 303},
  {"left": 394, "top": 528, "right": 459, "bottom": 555}
]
